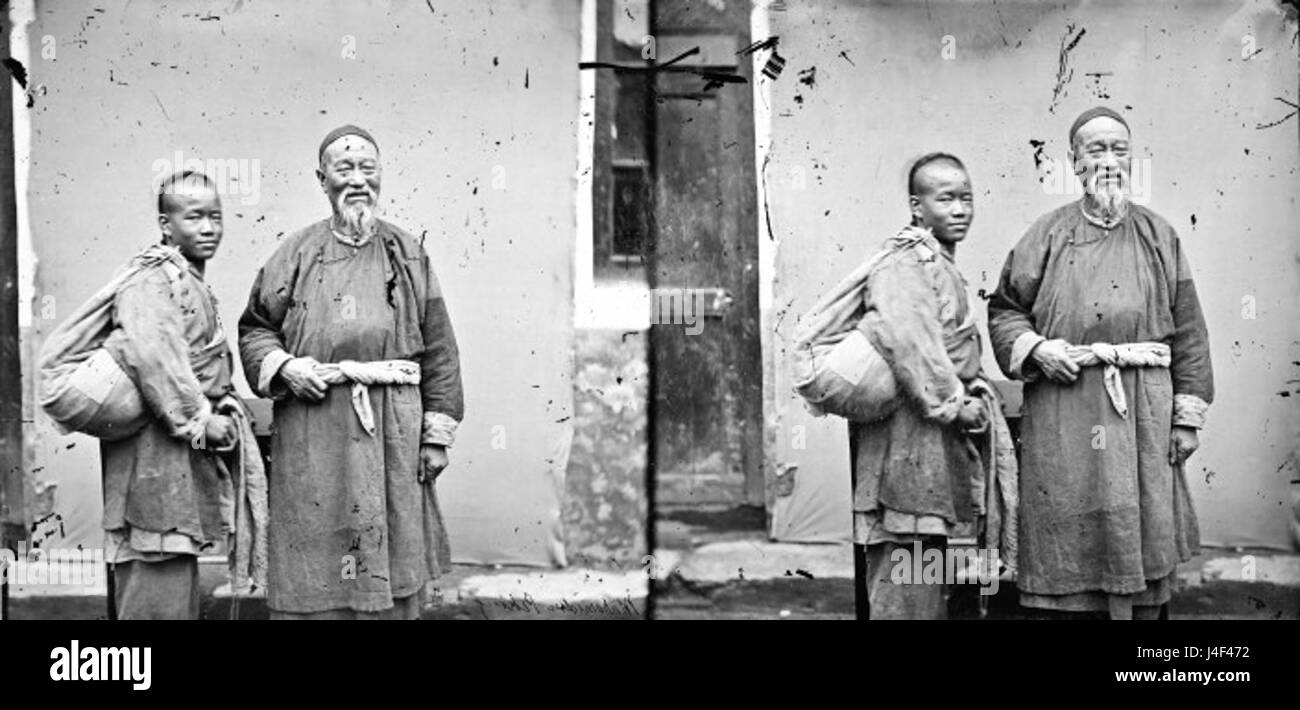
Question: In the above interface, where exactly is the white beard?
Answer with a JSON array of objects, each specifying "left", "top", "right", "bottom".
[
  {"left": 1086, "top": 170, "right": 1130, "bottom": 222},
  {"left": 335, "top": 192, "right": 379, "bottom": 238}
]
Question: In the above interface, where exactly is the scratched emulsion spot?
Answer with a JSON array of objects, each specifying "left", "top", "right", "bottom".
[
  {"left": 582, "top": 45, "right": 745, "bottom": 93},
  {"left": 1255, "top": 96, "right": 1298, "bottom": 130},
  {"left": 797, "top": 66, "right": 817, "bottom": 89},
  {"left": 740, "top": 36, "right": 779, "bottom": 56},
  {"left": 1049, "top": 24, "right": 1086, "bottom": 113},
  {"left": 1029, "top": 139, "right": 1048, "bottom": 178},
  {"left": 3, "top": 58, "right": 36, "bottom": 108},
  {"left": 3, "top": 57, "right": 28, "bottom": 89},
  {"left": 1084, "top": 71, "right": 1112, "bottom": 100}
]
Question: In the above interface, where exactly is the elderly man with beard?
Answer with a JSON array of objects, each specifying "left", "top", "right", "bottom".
[
  {"left": 987, "top": 107, "right": 1214, "bottom": 619},
  {"left": 239, "top": 125, "right": 464, "bottom": 619}
]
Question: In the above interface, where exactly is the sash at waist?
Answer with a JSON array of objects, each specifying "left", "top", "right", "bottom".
[
  {"left": 1056, "top": 340, "right": 1170, "bottom": 418},
  {"left": 314, "top": 359, "right": 421, "bottom": 436}
]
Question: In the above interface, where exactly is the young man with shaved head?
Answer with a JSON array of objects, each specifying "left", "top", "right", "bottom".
[
  {"left": 988, "top": 107, "right": 1214, "bottom": 619},
  {"left": 239, "top": 126, "right": 464, "bottom": 620},
  {"left": 99, "top": 171, "right": 238, "bottom": 619},
  {"left": 851, "top": 153, "right": 992, "bottom": 619}
]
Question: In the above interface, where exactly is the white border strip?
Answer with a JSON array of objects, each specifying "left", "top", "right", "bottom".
[
  {"left": 574, "top": 0, "right": 598, "bottom": 325},
  {"left": 751, "top": 1, "right": 776, "bottom": 523}
]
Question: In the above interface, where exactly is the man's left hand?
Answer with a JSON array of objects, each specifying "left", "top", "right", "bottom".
[
  {"left": 419, "top": 444, "right": 449, "bottom": 484},
  {"left": 1169, "top": 426, "right": 1199, "bottom": 467}
]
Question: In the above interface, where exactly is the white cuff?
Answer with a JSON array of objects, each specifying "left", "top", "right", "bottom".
[
  {"left": 258, "top": 349, "right": 294, "bottom": 396},
  {"left": 421, "top": 412, "right": 460, "bottom": 447},
  {"left": 1172, "top": 394, "right": 1209, "bottom": 429},
  {"left": 1009, "top": 332, "right": 1046, "bottom": 379}
]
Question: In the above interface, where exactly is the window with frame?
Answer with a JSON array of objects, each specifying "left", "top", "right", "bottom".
[{"left": 592, "top": 0, "right": 652, "bottom": 282}]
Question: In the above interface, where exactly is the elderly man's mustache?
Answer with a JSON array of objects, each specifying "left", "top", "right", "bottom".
[
  {"left": 333, "top": 187, "right": 378, "bottom": 212},
  {"left": 1089, "top": 166, "right": 1127, "bottom": 185},
  {"left": 337, "top": 187, "right": 376, "bottom": 203}
]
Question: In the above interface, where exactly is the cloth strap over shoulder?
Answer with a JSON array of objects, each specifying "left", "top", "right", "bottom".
[{"left": 792, "top": 225, "right": 934, "bottom": 351}]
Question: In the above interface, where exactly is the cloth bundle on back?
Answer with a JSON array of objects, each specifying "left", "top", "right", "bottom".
[
  {"left": 791, "top": 225, "right": 934, "bottom": 422},
  {"left": 37, "top": 245, "right": 189, "bottom": 441}
]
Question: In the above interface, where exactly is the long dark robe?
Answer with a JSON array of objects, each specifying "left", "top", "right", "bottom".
[
  {"left": 987, "top": 201, "right": 1213, "bottom": 607},
  {"left": 238, "top": 219, "right": 464, "bottom": 614}
]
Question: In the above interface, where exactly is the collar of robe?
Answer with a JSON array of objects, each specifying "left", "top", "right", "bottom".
[
  {"left": 331, "top": 225, "right": 374, "bottom": 248},
  {"left": 1078, "top": 198, "right": 1127, "bottom": 230}
]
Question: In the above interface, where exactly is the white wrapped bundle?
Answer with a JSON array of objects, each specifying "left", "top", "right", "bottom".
[
  {"left": 40, "top": 347, "right": 149, "bottom": 441},
  {"left": 792, "top": 323, "right": 897, "bottom": 422}
]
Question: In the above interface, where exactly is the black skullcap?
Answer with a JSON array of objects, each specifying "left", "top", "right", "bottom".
[
  {"left": 1069, "top": 106, "right": 1129, "bottom": 147},
  {"left": 318, "top": 124, "right": 379, "bottom": 163}
]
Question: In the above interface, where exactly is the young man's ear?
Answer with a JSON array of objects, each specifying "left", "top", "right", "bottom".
[
  {"left": 157, "top": 214, "right": 173, "bottom": 243},
  {"left": 908, "top": 195, "right": 922, "bottom": 224}
]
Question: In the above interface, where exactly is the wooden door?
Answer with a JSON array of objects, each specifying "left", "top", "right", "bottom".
[{"left": 650, "top": 0, "right": 762, "bottom": 507}]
